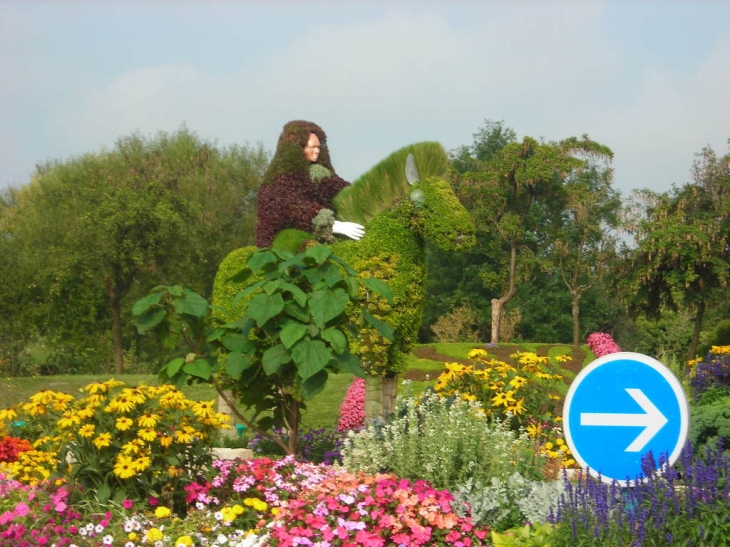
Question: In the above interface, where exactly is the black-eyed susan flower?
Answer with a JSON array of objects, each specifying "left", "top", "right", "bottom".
[
  {"left": 115, "top": 416, "right": 134, "bottom": 431},
  {"left": 191, "top": 399, "right": 216, "bottom": 419},
  {"left": 113, "top": 454, "right": 136, "bottom": 479},
  {"left": 137, "top": 411, "right": 159, "bottom": 428},
  {"left": 79, "top": 424, "right": 96, "bottom": 438},
  {"left": 138, "top": 428, "right": 157, "bottom": 442},
  {"left": 93, "top": 432, "right": 112, "bottom": 449}
]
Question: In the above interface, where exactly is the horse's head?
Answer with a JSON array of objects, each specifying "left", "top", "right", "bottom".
[{"left": 406, "top": 174, "right": 475, "bottom": 252}]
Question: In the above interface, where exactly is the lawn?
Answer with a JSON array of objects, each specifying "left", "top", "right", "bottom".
[{"left": 0, "top": 342, "right": 592, "bottom": 430}]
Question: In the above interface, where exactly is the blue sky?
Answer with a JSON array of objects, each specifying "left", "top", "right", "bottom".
[{"left": 2, "top": 1, "right": 729, "bottom": 197}]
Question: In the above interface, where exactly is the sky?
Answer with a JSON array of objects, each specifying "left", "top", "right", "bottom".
[{"left": 2, "top": 1, "right": 729, "bottom": 198}]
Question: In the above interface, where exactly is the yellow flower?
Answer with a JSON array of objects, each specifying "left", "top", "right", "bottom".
[
  {"left": 175, "top": 536, "right": 193, "bottom": 547},
  {"left": 92, "top": 432, "right": 112, "bottom": 449},
  {"left": 138, "top": 412, "right": 159, "bottom": 428},
  {"left": 509, "top": 376, "right": 527, "bottom": 389},
  {"left": 144, "top": 528, "right": 164, "bottom": 542},
  {"left": 128, "top": 532, "right": 138, "bottom": 541},
  {"left": 113, "top": 454, "right": 137, "bottom": 479},
  {"left": 508, "top": 398, "right": 526, "bottom": 415},
  {"left": 50, "top": 392, "right": 75, "bottom": 412},
  {"left": 133, "top": 456, "right": 152, "bottom": 472},
  {"left": 445, "top": 362, "right": 466, "bottom": 374},
  {"left": 159, "top": 434, "right": 174, "bottom": 448},
  {"left": 155, "top": 506, "right": 172, "bottom": 519},
  {"left": 122, "top": 387, "right": 147, "bottom": 405},
  {"left": 555, "top": 354, "right": 573, "bottom": 363},
  {"left": 29, "top": 390, "right": 56, "bottom": 405},
  {"left": 57, "top": 412, "right": 81, "bottom": 430},
  {"left": 22, "top": 402, "right": 47, "bottom": 417},
  {"left": 468, "top": 348, "right": 488, "bottom": 359},
  {"left": 526, "top": 423, "right": 541, "bottom": 438},
  {"left": 191, "top": 399, "right": 216, "bottom": 419},
  {"left": 105, "top": 396, "right": 136, "bottom": 414},
  {"left": 0, "top": 407, "right": 18, "bottom": 421},
  {"left": 116, "top": 417, "right": 134, "bottom": 431},
  {"left": 138, "top": 428, "right": 157, "bottom": 442},
  {"left": 544, "top": 442, "right": 554, "bottom": 450},
  {"left": 174, "top": 429, "right": 194, "bottom": 444},
  {"left": 490, "top": 391, "right": 515, "bottom": 408},
  {"left": 122, "top": 439, "right": 145, "bottom": 455},
  {"left": 78, "top": 424, "right": 95, "bottom": 438},
  {"left": 556, "top": 438, "right": 565, "bottom": 446}
]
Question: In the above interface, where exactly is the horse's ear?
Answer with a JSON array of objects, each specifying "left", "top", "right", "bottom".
[{"left": 405, "top": 153, "right": 420, "bottom": 185}]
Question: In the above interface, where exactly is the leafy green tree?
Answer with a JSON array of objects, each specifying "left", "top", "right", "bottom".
[
  {"left": 456, "top": 126, "right": 613, "bottom": 343},
  {"left": 553, "top": 162, "right": 622, "bottom": 346},
  {"left": 0, "top": 127, "right": 268, "bottom": 374},
  {"left": 622, "top": 142, "right": 730, "bottom": 360}
]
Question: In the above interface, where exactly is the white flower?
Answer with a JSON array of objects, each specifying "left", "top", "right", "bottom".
[
  {"left": 217, "top": 534, "right": 228, "bottom": 544},
  {"left": 95, "top": 523, "right": 105, "bottom": 534},
  {"left": 125, "top": 543, "right": 136, "bottom": 547},
  {"left": 214, "top": 511, "right": 224, "bottom": 521},
  {"left": 102, "top": 535, "right": 114, "bottom": 545}
]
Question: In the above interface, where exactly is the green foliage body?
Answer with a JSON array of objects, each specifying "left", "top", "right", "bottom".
[{"left": 216, "top": 142, "right": 474, "bottom": 378}]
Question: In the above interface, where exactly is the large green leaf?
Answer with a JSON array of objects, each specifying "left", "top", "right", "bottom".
[
  {"left": 309, "top": 288, "right": 349, "bottom": 328},
  {"left": 221, "top": 332, "right": 248, "bottom": 352},
  {"left": 136, "top": 308, "right": 166, "bottom": 333},
  {"left": 304, "top": 245, "right": 332, "bottom": 264},
  {"left": 132, "top": 291, "right": 163, "bottom": 316},
  {"left": 298, "top": 369, "right": 328, "bottom": 400},
  {"left": 279, "top": 282, "right": 308, "bottom": 307},
  {"left": 183, "top": 359, "right": 212, "bottom": 380},
  {"left": 227, "top": 350, "right": 252, "bottom": 379},
  {"left": 284, "top": 301, "right": 310, "bottom": 323},
  {"left": 262, "top": 344, "right": 291, "bottom": 375},
  {"left": 233, "top": 279, "right": 267, "bottom": 305},
  {"left": 292, "top": 338, "right": 331, "bottom": 380},
  {"left": 320, "top": 262, "right": 343, "bottom": 287},
  {"left": 321, "top": 328, "right": 348, "bottom": 354},
  {"left": 362, "top": 309, "right": 395, "bottom": 341},
  {"left": 362, "top": 277, "right": 394, "bottom": 304},
  {"left": 247, "top": 293, "right": 284, "bottom": 326},
  {"left": 174, "top": 290, "right": 209, "bottom": 317},
  {"left": 163, "top": 357, "right": 185, "bottom": 378},
  {"left": 280, "top": 322, "right": 308, "bottom": 350},
  {"left": 248, "top": 250, "right": 279, "bottom": 272},
  {"left": 337, "top": 352, "right": 366, "bottom": 378}
]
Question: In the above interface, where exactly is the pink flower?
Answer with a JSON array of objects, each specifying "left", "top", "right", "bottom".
[
  {"left": 14, "top": 502, "right": 30, "bottom": 517},
  {"left": 587, "top": 332, "right": 621, "bottom": 357},
  {"left": 122, "top": 499, "right": 133, "bottom": 510}
]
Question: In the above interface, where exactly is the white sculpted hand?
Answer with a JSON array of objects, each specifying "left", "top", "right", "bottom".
[{"left": 332, "top": 221, "right": 365, "bottom": 241}]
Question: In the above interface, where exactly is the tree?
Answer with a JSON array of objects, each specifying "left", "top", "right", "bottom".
[
  {"left": 0, "top": 127, "right": 268, "bottom": 374},
  {"left": 622, "top": 142, "right": 730, "bottom": 360},
  {"left": 457, "top": 126, "right": 613, "bottom": 343},
  {"left": 553, "top": 161, "right": 621, "bottom": 346}
]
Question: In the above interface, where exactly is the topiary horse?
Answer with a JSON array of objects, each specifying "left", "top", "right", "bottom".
[{"left": 213, "top": 142, "right": 475, "bottom": 418}]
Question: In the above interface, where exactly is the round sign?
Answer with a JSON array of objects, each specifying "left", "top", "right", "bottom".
[{"left": 563, "top": 352, "right": 689, "bottom": 486}]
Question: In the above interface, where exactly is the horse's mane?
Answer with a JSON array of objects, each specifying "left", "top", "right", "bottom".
[{"left": 332, "top": 141, "right": 451, "bottom": 225}]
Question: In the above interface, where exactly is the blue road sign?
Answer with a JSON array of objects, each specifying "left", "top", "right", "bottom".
[{"left": 563, "top": 352, "right": 689, "bottom": 485}]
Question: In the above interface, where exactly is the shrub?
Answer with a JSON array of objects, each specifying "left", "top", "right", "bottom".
[
  {"left": 586, "top": 332, "right": 621, "bottom": 357},
  {"left": 434, "top": 349, "right": 568, "bottom": 432},
  {"left": 247, "top": 427, "right": 344, "bottom": 465},
  {"left": 0, "top": 380, "right": 231, "bottom": 513},
  {"left": 337, "top": 377, "right": 365, "bottom": 432},
  {"left": 340, "top": 389, "right": 538, "bottom": 491},
  {"left": 687, "top": 345, "right": 730, "bottom": 403}
]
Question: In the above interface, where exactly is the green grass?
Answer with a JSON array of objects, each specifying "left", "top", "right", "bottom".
[{"left": 0, "top": 343, "right": 594, "bottom": 432}]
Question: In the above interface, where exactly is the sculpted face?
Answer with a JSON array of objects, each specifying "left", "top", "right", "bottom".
[{"left": 304, "top": 133, "right": 320, "bottom": 163}]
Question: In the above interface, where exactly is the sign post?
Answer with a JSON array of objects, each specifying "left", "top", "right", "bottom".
[{"left": 563, "top": 352, "right": 689, "bottom": 485}]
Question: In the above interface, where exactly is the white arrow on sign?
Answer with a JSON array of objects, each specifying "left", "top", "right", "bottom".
[{"left": 579, "top": 388, "right": 668, "bottom": 453}]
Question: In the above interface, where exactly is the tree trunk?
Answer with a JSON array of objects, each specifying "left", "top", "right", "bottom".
[
  {"left": 287, "top": 399, "right": 300, "bottom": 455},
  {"left": 572, "top": 291, "right": 581, "bottom": 347},
  {"left": 110, "top": 296, "right": 124, "bottom": 374},
  {"left": 490, "top": 241, "right": 518, "bottom": 344},
  {"left": 688, "top": 300, "right": 705, "bottom": 363}
]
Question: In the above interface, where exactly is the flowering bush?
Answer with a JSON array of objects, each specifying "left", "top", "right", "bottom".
[
  {"left": 0, "top": 380, "right": 231, "bottom": 512},
  {"left": 267, "top": 472, "right": 491, "bottom": 547},
  {"left": 434, "top": 349, "right": 567, "bottom": 431},
  {"left": 586, "top": 332, "right": 621, "bottom": 357},
  {"left": 341, "top": 389, "right": 538, "bottom": 491},
  {"left": 687, "top": 345, "right": 730, "bottom": 402},
  {"left": 337, "top": 376, "right": 365, "bottom": 432},
  {"left": 0, "top": 436, "right": 32, "bottom": 463}
]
